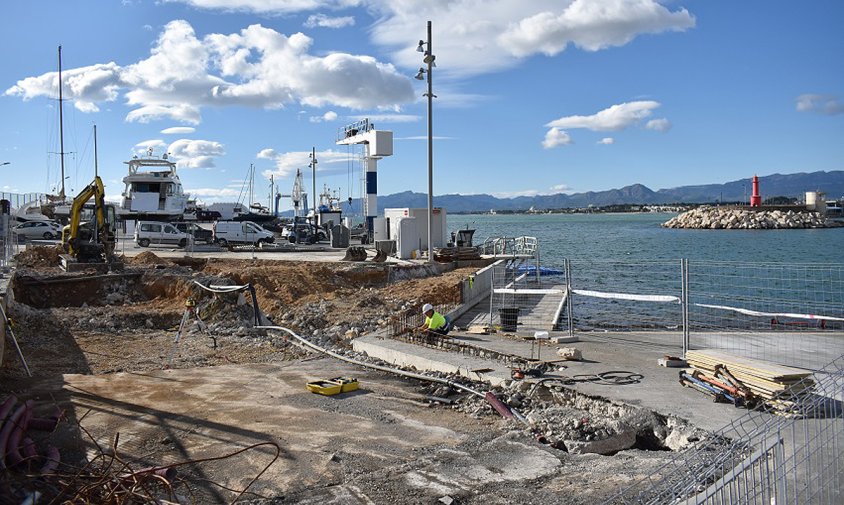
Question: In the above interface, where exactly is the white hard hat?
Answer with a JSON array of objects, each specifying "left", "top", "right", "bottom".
[{"left": 422, "top": 303, "right": 433, "bottom": 313}]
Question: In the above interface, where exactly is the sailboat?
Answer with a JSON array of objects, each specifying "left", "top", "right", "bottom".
[{"left": 206, "top": 164, "right": 275, "bottom": 223}]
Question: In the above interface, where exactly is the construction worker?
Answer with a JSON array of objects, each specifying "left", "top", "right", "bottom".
[{"left": 418, "top": 303, "right": 451, "bottom": 337}]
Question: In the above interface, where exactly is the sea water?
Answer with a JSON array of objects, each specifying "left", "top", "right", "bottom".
[{"left": 447, "top": 212, "right": 844, "bottom": 265}]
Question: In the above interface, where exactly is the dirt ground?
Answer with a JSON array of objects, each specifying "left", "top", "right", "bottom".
[
  {"left": 1, "top": 248, "right": 685, "bottom": 504},
  {"left": 4, "top": 248, "right": 475, "bottom": 379}
]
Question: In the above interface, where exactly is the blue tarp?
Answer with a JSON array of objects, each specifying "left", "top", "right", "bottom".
[{"left": 515, "top": 265, "right": 564, "bottom": 276}]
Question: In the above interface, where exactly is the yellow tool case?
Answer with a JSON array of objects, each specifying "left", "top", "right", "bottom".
[{"left": 306, "top": 377, "right": 359, "bottom": 396}]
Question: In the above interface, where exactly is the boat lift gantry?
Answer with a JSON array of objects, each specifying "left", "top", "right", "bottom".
[{"left": 336, "top": 119, "right": 392, "bottom": 241}]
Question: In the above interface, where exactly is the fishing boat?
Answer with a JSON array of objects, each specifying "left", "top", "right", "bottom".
[{"left": 119, "top": 148, "right": 189, "bottom": 221}]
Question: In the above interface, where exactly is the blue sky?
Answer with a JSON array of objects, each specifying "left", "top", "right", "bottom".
[{"left": 1, "top": 1, "right": 842, "bottom": 209}]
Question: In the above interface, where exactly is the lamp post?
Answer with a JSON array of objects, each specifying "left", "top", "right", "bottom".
[{"left": 415, "top": 21, "right": 436, "bottom": 262}]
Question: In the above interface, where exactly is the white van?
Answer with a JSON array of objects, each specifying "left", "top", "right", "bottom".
[
  {"left": 134, "top": 221, "right": 192, "bottom": 248},
  {"left": 212, "top": 220, "right": 275, "bottom": 246}
]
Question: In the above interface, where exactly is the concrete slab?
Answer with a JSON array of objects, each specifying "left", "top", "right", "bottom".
[
  {"left": 353, "top": 335, "right": 512, "bottom": 386},
  {"left": 355, "top": 331, "right": 757, "bottom": 432},
  {"left": 37, "top": 359, "right": 614, "bottom": 504}
]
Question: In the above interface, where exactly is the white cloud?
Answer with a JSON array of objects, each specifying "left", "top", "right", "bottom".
[
  {"left": 5, "top": 19, "right": 414, "bottom": 124},
  {"left": 310, "top": 110, "right": 338, "bottom": 122},
  {"left": 164, "top": 0, "right": 360, "bottom": 15},
  {"left": 349, "top": 114, "right": 420, "bottom": 123},
  {"left": 185, "top": 187, "right": 241, "bottom": 202},
  {"left": 260, "top": 148, "right": 357, "bottom": 178},
  {"left": 598, "top": 137, "right": 615, "bottom": 144},
  {"left": 167, "top": 139, "right": 226, "bottom": 168},
  {"left": 645, "top": 118, "right": 671, "bottom": 132},
  {"left": 373, "top": 0, "right": 695, "bottom": 79},
  {"left": 167, "top": 1, "right": 695, "bottom": 79},
  {"left": 161, "top": 126, "right": 196, "bottom": 134},
  {"left": 491, "top": 189, "right": 542, "bottom": 198},
  {"left": 796, "top": 94, "right": 844, "bottom": 115},
  {"left": 257, "top": 148, "right": 277, "bottom": 159},
  {"left": 499, "top": 0, "right": 695, "bottom": 57},
  {"left": 546, "top": 101, "right": 661, "bottom": 131},
  {"left": 134, "top": 139, "right": 167, "bottom": 152},
  {"left": 542, "top": 127, "right": 572, "bottom": 149},
  {"left": 304, "top": 14, "right": 355, "bottom": 29},
  {"left": 551, "top": 184, "right": 573, "bottom": 193}
]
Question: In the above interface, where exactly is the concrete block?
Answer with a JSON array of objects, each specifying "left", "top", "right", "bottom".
[
  {"left": 556, "top": 347, "right": 582, "bottom": 361},
  {"left": 534, "top": 331, "right": 549, "bottom": 340},
  {"left": 551, "top": 336, "right": 579, "bottom": 344},
  {"left": 564, "top": 429, "right": 636, "bottom": 455}
]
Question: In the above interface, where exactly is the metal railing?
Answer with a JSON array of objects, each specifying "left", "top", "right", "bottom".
[{"left": 614, "top": 354, "right": 844, "bottom": 504}]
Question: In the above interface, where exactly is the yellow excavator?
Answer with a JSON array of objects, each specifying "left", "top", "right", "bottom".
[{"left": 60, "top": 176, "right": 118, "bottom": 268}]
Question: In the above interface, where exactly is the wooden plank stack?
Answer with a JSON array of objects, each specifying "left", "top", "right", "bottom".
[{"left": 683, "top": 349, "right": 815, "bottom": 416}]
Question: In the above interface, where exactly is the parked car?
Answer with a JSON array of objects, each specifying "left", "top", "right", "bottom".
[
  {"left": 12, "top": 220, "right": 63, "bottom": 240},
  {"left": 212, "top": 220, "right": 275, "bottom": 246},
  {"left": 281, "top": 222, "right": 328, "bottom": 244},
  {"left": 171, "top": 222, "right": 214, "bottom": 244},
  {"left": 134, "top": 221, "right": 191, "bottom": 248}
]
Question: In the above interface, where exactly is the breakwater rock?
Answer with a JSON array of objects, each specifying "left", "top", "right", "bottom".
[{"left": 662, "top": 206, "right": 839, "bottom": 229}]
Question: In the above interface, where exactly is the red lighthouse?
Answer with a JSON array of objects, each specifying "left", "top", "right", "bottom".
[{"left": 750, "top": 175, "right": 762, "bottom": 207}]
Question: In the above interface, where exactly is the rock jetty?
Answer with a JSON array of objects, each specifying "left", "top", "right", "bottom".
[{"left": 662, "top": 206, "right": 838, "bottom": 229}]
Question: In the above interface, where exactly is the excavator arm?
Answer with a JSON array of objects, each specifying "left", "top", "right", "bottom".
[{"left": 62, "top": 176, "right": 115, "bottom": 263}]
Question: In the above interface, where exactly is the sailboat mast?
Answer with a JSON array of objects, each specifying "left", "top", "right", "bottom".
[
  {"left": 93, "top": 124, "right": 98, "bottom": 178},
  {"left": 58, "top": 45, "right": 66, "bottom": 199}
]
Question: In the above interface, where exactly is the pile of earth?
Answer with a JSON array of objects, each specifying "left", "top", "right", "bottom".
[
  {"left": 13, "top": 244, "right": 63, "bottom": 269},
  {"left": 2, "top": 253, "right": 478, "bottom": 378}
]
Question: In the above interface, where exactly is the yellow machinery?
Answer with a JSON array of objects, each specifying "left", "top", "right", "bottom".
[{"left": 61, "top": 176, "right": 117, "bottom": 266}]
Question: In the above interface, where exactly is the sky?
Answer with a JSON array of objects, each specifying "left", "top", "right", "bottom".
[{"left": 0, "top": 0, "right": 842, "bottom": 210}]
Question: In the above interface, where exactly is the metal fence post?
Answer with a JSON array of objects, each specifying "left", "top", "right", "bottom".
[
  {"left": 565, "top": 258, "right": 574, "bottom": 337},
  {"left": 681, "top": 258, "right": 689, "bottom": 357},
  {"left": 488, "top": 261, "right": 495, "bottom": 327}
]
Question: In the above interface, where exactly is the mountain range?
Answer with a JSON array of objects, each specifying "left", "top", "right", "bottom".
[
  {"left": 285, "top": 170, "right": 843, "bottom": 216},
  {"left": 377, "top": 170, "right": 844, "bottom": 213}
]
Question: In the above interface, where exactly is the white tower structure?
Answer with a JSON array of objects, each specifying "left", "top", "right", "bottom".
[{"left": 336, "top": 119, "right": 393, "bottom": 240}]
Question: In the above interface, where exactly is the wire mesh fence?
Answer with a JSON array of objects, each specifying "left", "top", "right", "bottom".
[
  {"left": 687, "top": 261, "right": 844, "bottom": 369},
  {"left": 614, "top": 354, "right": 844, "bottom": 505}
]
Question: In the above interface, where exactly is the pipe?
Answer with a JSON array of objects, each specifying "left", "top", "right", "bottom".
[
  {"left": 6, "top": 403, "right": 32, "bottom": 467},
  {"left": 0, "top": 399, "right": 33, "bottom": 469},
  {"left": 40, "top": 446, "right": 60, "bottom": 475},
  {"left": 256, "top": 325, "right": 486, "bottom": 399},
  {"left": 21, "top": 437, "right": 37, "bottom": 462},
  {"left": 0, "top": 396, "right": 16, "bottom": 424},
  {"left": 258, "top": 324, "right": 529, "bottom": 425}
]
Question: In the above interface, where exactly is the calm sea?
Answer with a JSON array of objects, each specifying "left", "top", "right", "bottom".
[{"left": 447, "top": 212, "right": 844, "bottom": 265}]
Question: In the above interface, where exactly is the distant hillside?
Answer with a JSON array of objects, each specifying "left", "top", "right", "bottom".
[
  {"left": 278, "top": 170, "right": 843, "bottom": 215},
  {"left": 378, "top": 171, "right": 844, "bottom": 213}
]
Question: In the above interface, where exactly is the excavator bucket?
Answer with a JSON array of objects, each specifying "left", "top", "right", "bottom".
[
  {"left": 371, "top": 249, "right": 387, "bottom": 262},
  {"left": 342, "top": 246, "right": 367, "bottom": 262}
]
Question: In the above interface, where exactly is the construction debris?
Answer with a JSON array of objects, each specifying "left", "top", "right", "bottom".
[
  {"left": 658, "top": 355, "right": 686, "bottom": 368},
  {"left": 556, "top": 347, "right": 582, "bottom": 361},
  {"left": 683, "top": 349, "right": 815, "bottom": 415}
]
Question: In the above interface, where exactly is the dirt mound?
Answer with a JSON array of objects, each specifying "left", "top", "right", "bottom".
[
  {"left": 14, "top": 245, "right": 63, "bottom": 268},
  {"left": 128, "top": 251, "right": 173, "bottom": 266}
]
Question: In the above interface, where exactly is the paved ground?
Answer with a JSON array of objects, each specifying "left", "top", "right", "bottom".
[{"left": 355, "top": 330, "right": 753, "bottom": 433}]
